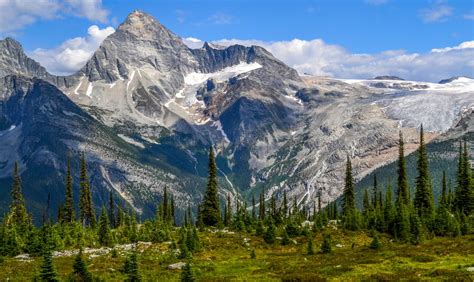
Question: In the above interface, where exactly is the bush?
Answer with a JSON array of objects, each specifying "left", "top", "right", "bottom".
[{"left": 320, "top": 234, "right": 332, "bottom": 254}]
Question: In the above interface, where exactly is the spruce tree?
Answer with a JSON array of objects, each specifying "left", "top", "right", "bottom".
[
  {"left": 9, "top": 162, "right": 30, "bottom": 227},
  {"left": 397, "top": 131, "right": 410, "bottom": 206},
  {"left": 281, "top": 228, "right": 290, "bottom": 245},
  {"left": 440, "top": 171, "right": 448, "bottom": 207},
  {"left": 201, "top": 147, "right": 221, "bottom": 226},
  {"left": 98, "top": 206, "right": 112, "bottom": 246},
  {"left": 39, "top": 251, "right": 59, "bottom": 282},
  {"left": 372, "top": 174, "right": 378, "bottom": 208},
  {"left": 79, "top": 153, "right": 95, "bottom": 227},
  {"left": 251, "top": 195, "right": 256, "bottom": 220},
  {"left": 263, "top": 222, "right": 276, "bottom": 244},
  {"left": 369, "top": 231, "right": 381, "bottom": 250},
  {"left": 320, "top": 234, "right": 332, "bottom": 254},
  {"left": 414, "top": 125, "right": 434, "bottom": 219},
  {"left": 123, "top": 251, "right": 141, "bottom": 282},
  {"left": 307, "top": 236, "right": 315, "bottom": 255},
  {"left": 109, "top": 190, "right": 115, "bottom": 228},
  {"left": 455, "top": 141, "right": 473, "bottom": 214},
  {"left": 342, "top": 155, "right": 355, "bottom": 216},
  {"left": 63, "top": 158, "right": 75, "bottom": 223},
  {"left": 72, "top": 249, "right": 93, "bottom": 281},
  {"left": 363, "top": 189, "right": 371, "bottom": 214},
  {"left": 181, "top": 263, "right": 196, "bottom": 282}
]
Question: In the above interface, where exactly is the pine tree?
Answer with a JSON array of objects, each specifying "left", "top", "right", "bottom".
[
  {"left": 263, "top": 222, "right": 276, "bottom": 244},
  {"left": 224, "top": 194, "right": 231, "bottom": 226},
  {"left": 440, "top": 171, "right": 448, "bottom": 207},
  {"left": 8, "top": 162, "right": 30, "bottom": 227},
  {"left": 72, "top": 249, "right": 93, "bottom": 281},
  {"left": 181, "top": 263, "right": 196, "bottom": 282},
  {"left": 201, "top": 147, "right": 221, "bottom": 226},
  {"left": 79, "top": 153, "right": 95, "bottom": 227},
  {"left": 342, "top": 156, "right": 355, "bottom": 215},
  {"left": 123, "top": 251, "right": 141, "bottom": 282},
  {"left": 397, "top": 131, "right": 410, "bottom": 206},
  {"left": 63, "top": 158, "right": 75, "bottom": 223},
  {"left": 455, "top": 141, "right": 473, "bottom": 214},
  {"left": 98, "top": 206, "right": 112, "bottom": 246},
  {"left": 280, "top": 228, "right": 290, "bottom": 245},
  {"left": 282, "top": 191, "right": 288, "bottom": 217},
  {"left": 372, "top": 174, "right": 378, "bottom": 208},
  {"left": 39, "top": 251, "right": 59, "bottom": 281},
  {"left": 363, "top": 189, "right": 371, "bottom": 214},
  {"left": 251, "top": 195, "right": 256, "bottom": 220},
  {"left": 109, "top": 190, "right": 115, "bottom": 228},
  {"left": 116, "top": 204, "right": 124, "bottom": 227},
  {"left": 414, "top": 125, "right": 434, "bottom": 219},
  {"left": 320, "top": 234, "right": 332, "bottom": 254},
  {"left": 369, "top": 231, "right": 381, "bottom": 250},
  {"left": 307, "top": 236, "right": 315, "bottom": 255}
]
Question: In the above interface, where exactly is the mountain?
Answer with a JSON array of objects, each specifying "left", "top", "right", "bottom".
[
  {"left": 0, "top": 10, "right": 473, "bottom": 221},
  {"left": 373, "top": 76, "right": 405, "bottom": 81}
]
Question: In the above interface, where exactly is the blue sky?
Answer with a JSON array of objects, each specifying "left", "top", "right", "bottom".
[{"left": 1, "top": 0, "right": 473, "bottom": 81}]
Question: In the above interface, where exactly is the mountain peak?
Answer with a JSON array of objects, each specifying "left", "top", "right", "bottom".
[{"left": 118, "top": 10, "right": 174, "bottom": 40}]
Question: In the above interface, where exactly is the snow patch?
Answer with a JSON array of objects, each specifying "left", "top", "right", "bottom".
[
  {"left": 86, "top": 83, "right": 93, "bottom": 97},
  {"left": 118, "top": 134, "right": 145, "bottom": 149},
  {"left": 184, "top": 62, "right": 262, "bottom": 85},
  {"left": 74, "top": 77, "right": 84, "bottom": 95},
  {"left": 127, "top": 70, "right": 136, "bottom": 90}
]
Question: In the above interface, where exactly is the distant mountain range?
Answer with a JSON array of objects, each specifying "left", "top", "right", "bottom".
[{"left": 0, "top": 10, "right": 472, "bottom": 222}]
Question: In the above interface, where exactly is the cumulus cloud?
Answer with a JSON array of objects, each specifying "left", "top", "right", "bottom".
[
  {"left": 419, "top": 2, "right": 453, "bottom": 23},
  {"left": 0, "top": 0, "right": 109, "bottom": 34},
  {"left": 29, "top": 25, "right": 114, "bottom": 75},
  {"left": 184, "top": 37, "right": 474, "bottom": 82}
]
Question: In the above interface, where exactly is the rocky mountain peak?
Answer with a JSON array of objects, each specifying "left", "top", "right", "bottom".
[{"left": 117, "top": 10, "right": 180, "bottom": 42}]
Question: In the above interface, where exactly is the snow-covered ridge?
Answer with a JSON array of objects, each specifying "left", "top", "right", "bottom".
[{"left": 184, "top": 62, "right": 262, "bottom": 85}]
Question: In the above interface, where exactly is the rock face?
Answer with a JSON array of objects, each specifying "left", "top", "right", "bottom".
[{"left": 0, "top": 10, "right": 472, "bottom": 220}]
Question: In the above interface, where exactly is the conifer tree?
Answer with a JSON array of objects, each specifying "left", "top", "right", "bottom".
[
  {"left": 200, "top": 147, "right": 221, "bottom": 226},
  {"left": 123, "top": 251, "right": 140, "bottom": 281},
  {"left": 320, "top": 234, "right": 332, "bottom": 254},
  {"left": 307, "top": 236, "right": 315, "bottom": 255},
  {"left": 224, "top": 194, "right": 231, "bottom": 226},
  {"left": 39, "top": 251, "right": 59, "bottom": 282},
  {"left": 71, "top": 249, "right": 93, "bottom": 281},
  {"left": 372, "top": 174, "right": 378, "bottom": 208},
  {"left": 9, "top": 162, "right": 30, "bottom": 227},
  {"left": 369, "top": 231, "right": 381, "bottom": 250},
  {"left": 281, "top": 228, "right": 290, "bottom": 245},
  {"left": 251, "top": 195, "right": 256, "bottom": 220},
  {"left": 109, "top": 190, "right": 115, "bottom": 228},
  {"left": 116, "top": 204, "right": 124, "bottom": 227},
  {"left": 181, "top": 263, "right": 196, "bottom": 282},
  {"left": 414, "top": 125, "right": 434, "bottom": 219},
  {"left": 397, "top": 131, "right": 410, "bottom": 206},
  {"left": 363, "top": 189, "right": 371, "bottom": 214},
  {"left": 63, "top": 158, "right": 75, "bottom": 223},
  {"left": 342, "top": 156, "right": 355, "bottom": 215},
  {"left": 79, "top": 153, "right": 95, "bottom": 227},
  {"left": 455, "top": 141, "right": 473, "bottom": 214},
  {"left": 263, "top": 222, "right": 276, "bottom": 244},
  {"left": 440, "top": 171, "right": 448, "bottom": 207},
  {"left": 98, "top": 206, "right": 112, "bottom": 246}
]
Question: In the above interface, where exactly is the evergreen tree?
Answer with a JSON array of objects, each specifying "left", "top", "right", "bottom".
[
  {"left": 8, "top": 162, "right": 30, "bottom": 227},
  {"left": 263, "top": 222, "right": 276, "bottom": 244},
  {"left": 440, "top": 171, "right": 448, "bottom": 207},
  {"left": 109, "top": 190, "right": 115, "bottom": 228},
  {"left": 63, "top": 158, "right": 75, "bottom": 223},
  {"left": 79, "top": 153, "right": 95, "bottom": 227},
  {"left": 282, "top": 191, "right": 288, "bottom": 217},
  {"left": 251, "top": 195, "right": 256, "bottom": 220},
  {"left": 39, "top": 251, "right": 59, "bottom": 282},
  {"left": 363, "top": 189, "right": 371, "bottom": 214},
  {"left": 414, "top": 125, "right": 434, "bottom": 219},
  {"left": 181, "top": 263, "right": 196, "bottom": 282},
  {"left": 200, "top": 147, "right": 221, "bottom": 226},
  {"left": 342, "top": 156, "right": 355, "bottom": 215},
  {"left": 224, "top": 194, "right": 231, "bottom": 226},
  {"left": 372, "top": 174, "right": 378, "bottom": 208},
  {"left": 123, "top": 251, "right": 141, "bottom": 282},
  {"left": 71, "top": 249, "right": 93, "bottom": 282},
  {"left": 280, "top": 228, "right": 290, "bottom": 245},
  {"left": 320, "top": 234, "right": 332, "bottom": 254},
  {"left": 98, "top": 206, "right": 112, "bottom": 246},
  {"left": 307, "top": 236, "right": 315, "bottom": 255},
  {"left": 455, "top": 141, "right": 473, "bottom": 214},
  {"left": 397, "top": 131, "right": 410, "bottom": 206},
  {"left": 369, "top": 231, "right": 381, "bottom": 250},
  {"left": 116, "top": 204, "right": 124, "bottom": 227}
]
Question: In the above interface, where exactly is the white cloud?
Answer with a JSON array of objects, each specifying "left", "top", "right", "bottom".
[
  {"left": 464, "top": 13, "right": 474, "bottom": 20},
  {"left": 29, "top": 25, "right": 114, "bottom": 75},
  {"left": 209, "top": 12, "right": 232, "bottom": 25},
  {"left": 419, "top": 2, "right": 453, "bottom": 23},
  {"left": 0, "top": 0, "right": 109, "bottom": 34},
  {"left": 183, "top": 37, "right": 474, "bottom": 82}
]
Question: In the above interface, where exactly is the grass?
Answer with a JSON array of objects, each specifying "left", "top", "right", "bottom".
[{"left": 0, "top": 228, "right": 473, "bottom": 281}]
